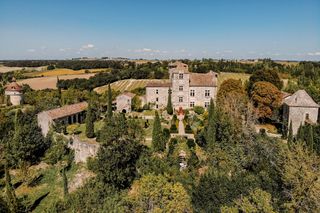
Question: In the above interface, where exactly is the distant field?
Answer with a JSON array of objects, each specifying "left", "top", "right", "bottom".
[
  {"left": 0, "top": 65, "right": 45, "bottom": 73},
  {"left": 94, "top": 79, "right": 169, "bottom": 94},
  {"left": 218, "top": 72, "right": 251, "bottom": 86},
  {"left": 18, "top": 74, "right": 95, "bottom": 90},
  {"left": 24, "top": 68, "right": 110, "bottom": 77}
]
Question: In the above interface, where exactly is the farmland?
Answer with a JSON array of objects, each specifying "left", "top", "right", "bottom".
[
  {"left": 18, "top": 74, "right": 95, "bottom": 90},
  {"left": 218, "top": 72, "right": 251, "bottom": 86},
  {"left": 24, "top": 68, "right": 110, "bottom": 77},
  {"left": 0, "top": 65, "right": 45, "bottom": 73},
  {"left": 94, "top": 79, "right": 170, "bottom": 94}
]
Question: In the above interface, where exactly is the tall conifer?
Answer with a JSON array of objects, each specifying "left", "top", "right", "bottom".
[
  {"left": 205, "top": 98, "right": 216, "bottom": 148},
  {"left": 107, "top": 84, "right": 113, "bottom": 118},
  {"left": 166, "top": 88, "right": 173, "bottom": 115},
  {"left": 288, "top": 121, "right": 293, "bottom": 147},
  {"left": 86, "top": 102, "right": 95, "bottom": 138},
  {"left": 152, "top": 111, "right": 164, "bottom": 151}
]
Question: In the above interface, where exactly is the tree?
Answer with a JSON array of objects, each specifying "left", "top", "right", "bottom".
[
  {"left": 166, "top": 88, "right": 173, "bottom": 115},
  {"left": 248, "top": 69, "right": 283, "bottom": 91},
  {"left": 107, "top": 84, "right": 113, "bottom": 118},
  {"left": 4, "top": 162, "right": 18, "bottom": 213},
  {"left": 127, "top": 174, "right": 192, "bottom": 212},
  {"left": 97, "top": 115, "right": 142, "bottom": 189},
  {"left": 250, "top": 81, "right": 282, "bottom": 120},
  {"left": 131, "top": 95, "right": 142, "bottom": 112},
  {"left": 306, "top": 125, "right": 314, "bottom": 151},
  {"left": 217, "top": 79, "right": 246, "bottom": 106},
  {"left": 205, "top": 98, "right": 216, "bottom": 148},
  {"left": 85, "top": 103, "right": 95, "bottom": 138},
  {"left": 152, "top": 111, "right": 165, "bottom": 151},
  {"left": 296, "top": 123, "right": 304, "bottom": 142}
]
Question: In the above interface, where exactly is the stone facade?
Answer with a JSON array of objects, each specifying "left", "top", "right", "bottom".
[
  {"left": 68, "top": 136, "right": 99, "bottom": 163},
  {"left": 146, "top": 62, "right": 218, "bottom": 110},
  {"left": 116, "top": 92, "right": 135, "bottom": 113},
  {"left": 283, "top": 90, "right": 319, "bottom": 135}
]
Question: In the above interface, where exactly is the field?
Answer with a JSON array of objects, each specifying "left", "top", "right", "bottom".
[
  {"left": 0, "top": 65, "right": 45, "bottom": 73},
  {"left": 94, "top": 79, "right": 169, "bottom": 94},
  {"left": 218, "top": 72, "right": 251, "bottom": 86},
  {"left": 18, "top": 74, "right": 95, "bottom": 90},
  {"left": 24, "top": 68, "right": 110, "bottom": 77}
]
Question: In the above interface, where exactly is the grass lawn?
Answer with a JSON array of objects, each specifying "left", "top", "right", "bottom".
[{"left": 66, "top": 120, "right": 104, "bottom": 142}]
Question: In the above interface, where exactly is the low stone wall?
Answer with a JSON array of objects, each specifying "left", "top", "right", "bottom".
[{"left": 68, "top": 136, "right": 100, "bottom": 163}]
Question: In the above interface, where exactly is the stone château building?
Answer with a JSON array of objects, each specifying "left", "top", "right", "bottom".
[
  {"left": 4, "top": 78, "right": 23, "bottom": 106},
  {"left": 283, "top": 90, "right": 319, "bottom": 135},
  {"left": 116, "top": 92, "right": 136, "bottom": 113},
  {"left": 146, "top": 62, "right": 218, "bottom": 110}
]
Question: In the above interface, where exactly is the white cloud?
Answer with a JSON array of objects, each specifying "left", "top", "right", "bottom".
[
  {"left": 133, "top": 48, "right": 163, "bottom": 53},
  {"left": 27, "top": 49, "right": 36, "bottom": 52},
  {"left": 82, "top": 44, "right": 94, "bottom": 49},
  {"left": 307, "top": 52, "right": 320, "bottom": 56},
  {"left": 224, "top": 50, "right": 233, "bottom": 53},
  {"left": 59, "top": 48, "right": 71, "bottom": 52}
]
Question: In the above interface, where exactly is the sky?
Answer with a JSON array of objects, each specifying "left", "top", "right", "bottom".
[{"left": 0, "top": 0, "right": 319, "bottom": 60}]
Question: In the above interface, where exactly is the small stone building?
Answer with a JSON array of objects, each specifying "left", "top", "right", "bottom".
[
  {"left": 4, "top": 79, "right": 23, "bottom": 106},
  {"left": 37, "top": 102, "right": 88, "bottom": 136},
  {"left": 146, "top": 61, "right": 218, "bottom": 110},
  {"left": 116, "top": 92, "right": 136, "bottom": 113},
  {"left": 283, "top": 90, "right": 319, "bottom": 135}
]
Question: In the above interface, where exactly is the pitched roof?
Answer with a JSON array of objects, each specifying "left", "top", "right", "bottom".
[
  {"left": 119, "top": 92, "right": 136, "bottom": 98},
  {"left": 189, "top": 71, "right": 218, "bottom": 87},
  {"left": 45, "top": 102, "right": 88, "bottom": 120},
  {"left": 169, "top": 61, "right": 189, "bottom": 73},
  {"left": 146, "top": 80, "right": 171, "bottom": 87},
  {"left": 5, "top": 81, "right": 22, "bottom": 92},
  {"left": 283, "top": 90, "right": 319, "bottom": 107}
]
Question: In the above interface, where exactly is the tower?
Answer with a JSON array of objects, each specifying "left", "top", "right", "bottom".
[{"left": 4, "top": 78, "right": 23, "bottom": 106}]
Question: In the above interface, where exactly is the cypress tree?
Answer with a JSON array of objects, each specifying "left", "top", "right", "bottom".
[
  {"left": 166, "top": 88, "right": 173, "bottom": 115},
  {"left": 307, "top": 125, "right": 314, "bottom": 151},
  {"left": 205, "top": 98, "right": 216, "bottom": 148},
  {"left": 288, "top": 121, "right": 293, "bottom": 147},
  {"left": 85, "top": 103, "right": 95, "bottom": 138},
  {"left": 60, "top": 167, "right": 68, "bottom": 197},
  {"left": 5, "top": 161, "right": 18, "bottom": 213},
  {"left": 57, "top": 76, "right": 62, "bottom": 105},
  {"left": 107, "top": 84, "right": 113, "bottom": 118},
  {"left": 296, "top": 123, "right": 304, "bottom": 142},
  {"left": 152, "top": 111, "right": 164, "bottom": 151}
]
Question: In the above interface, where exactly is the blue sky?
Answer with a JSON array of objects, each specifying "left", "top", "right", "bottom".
[{"left": 0, "top": 0, "right": 319, "bottom": 60}]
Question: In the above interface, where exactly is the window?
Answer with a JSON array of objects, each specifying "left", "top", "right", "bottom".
[
  {"left": 205, "top": 90, "right": 210, "bottom": 97},
  {"left": 190, "top": 102, "right": 195, "bottom": 108},
  {"left": 205, "top": 102, "right": 210, "bottom": 108},
  {"left": 156, "top": 89, "right": 158, "bottom": 94},
  {"left": 306, "top": 113, "right": 310, "bottom": 120},
  {"left": 190, "top": 89, "right": 195, "bottom": 97},
  {"left": 156, "top": 104, "right": 158, "bottom": 109},
  {"left": 156, "top": 97, "right": 159, "bottom": 102},
  {"left": 179, "top": 86, "right": 183, "bottom": 91},
  {"left": 179, "top": 73, "right": 183, "bottom": 79},
  {"left": 179, "top": 97, "right": 183, "bottom": 102}
]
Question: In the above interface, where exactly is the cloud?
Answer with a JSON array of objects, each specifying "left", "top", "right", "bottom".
[
  {"left": 59, "top": 48, "right": 71, "bottom": 52},
  {"left": 81, "top": 44, "right": 94, "bottom": 49},
  {"left": 27, "top": 49, "right": 36, "bottom": 52},
  {"left": 133, "top": 48, "right": 166, "bottom": 54},
  {"left": 224, "top": 50, "right": 233, "bottom": 53},
  {"left": 307, "top": 52, "right": 320, "bottom": 56}
]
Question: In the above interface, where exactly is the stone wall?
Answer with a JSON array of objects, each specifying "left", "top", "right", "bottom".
[
  {"left": 116, "top": 95, "right": 132, "bottom": 112},
  {"left": 68, "top": 136, "right": 100, "bottom": 163},
  {"left": 288, "top": 106, "right": 319, "bottom": 135},
  {"left": 171, "top": 72, "right": 190, "bottom": 109},
  {"left": 189, "top": 86, "right": 217, "bottom": 107},
  {"left": 146, "top": 87, "right": 169, "bottom": 109}
]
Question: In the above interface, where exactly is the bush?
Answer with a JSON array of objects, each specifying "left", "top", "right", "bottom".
[
  {"left": 194, "top": 106, "right": 205, "bottom": 115},
  {"left": 185, "top": 124, "right": 193, "bottom": 134},
  {"left": 187, "top": 138, "right": 196, "bottom": 149},
  {"left": 163, "top": 128, "right": 170, "bottom": 140},
  {"left": 47, "top": 64, "right": 55, "bottom": 70},
  {"left": 170, "top": 124, "right": 178, "bottom": 133},
  {"left": 168, "top": 138, "right": 178, "bottom": 156}
]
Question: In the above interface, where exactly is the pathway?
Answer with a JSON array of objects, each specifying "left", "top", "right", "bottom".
[{"left": 178, "top": 114, "right": 185, "bottom": 135}]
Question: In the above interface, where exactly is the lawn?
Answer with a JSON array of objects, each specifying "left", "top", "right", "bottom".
[{"left": 66, "top": 120, "right": 104, "bottom": 142}]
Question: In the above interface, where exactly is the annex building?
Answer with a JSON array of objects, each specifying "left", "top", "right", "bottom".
[{"left": 146, "top": 61, "right": 218, "bottom": 110}]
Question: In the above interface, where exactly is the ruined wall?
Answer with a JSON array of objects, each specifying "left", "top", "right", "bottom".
[{"left": 68, "top": 136, "right": 100, "bottom": 163}]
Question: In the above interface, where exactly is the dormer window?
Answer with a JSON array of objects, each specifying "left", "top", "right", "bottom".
[{"left": 179, "top": 74, "right": 183, "bottom": 79}]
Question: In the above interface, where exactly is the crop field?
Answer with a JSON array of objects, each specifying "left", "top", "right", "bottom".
[
  {"left": 218, "top": 72, "right": 251, "bottom": 86},
  {"left": 24, "top": 68, "right": 110, "bottom": 77},
  {"left": 94, "top": 79, "right": 169, "bottom": 94},
  {"left": 18, "top": 74, "right": 95, "bottom": 90},
  {"left": 0, "top": 65, "right": 45, "bottom": 73}
]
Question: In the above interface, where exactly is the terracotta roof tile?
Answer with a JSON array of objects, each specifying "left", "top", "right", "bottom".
[
  {"left": 45, "top": 102, "right": 88, "bottom": 120},
  {"left": 189, "top": 71, "right": 218, "bottom": 87},
  {"left": 5, "top": 82, "right": 22, "bottom": 92}
]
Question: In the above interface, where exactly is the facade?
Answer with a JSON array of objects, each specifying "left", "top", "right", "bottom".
[
  {"left": 4, "top": 79, "right": 23, "bottom": 106},
  {"left": 116, "top": 92, "right": 136, "bottom": 113},
  {"left": 283, "top": 90, "right": 319, "bottom": 135},
  {"left": 146, "top": 62, "right": 218, "bottom": 110},
  {"left": 37, "top": 102, "right": 88, "bottom": 136}
]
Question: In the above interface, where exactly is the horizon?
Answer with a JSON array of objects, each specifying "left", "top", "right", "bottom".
[{"left": 1, "top": 0, "right": 319, "bottom": 61}]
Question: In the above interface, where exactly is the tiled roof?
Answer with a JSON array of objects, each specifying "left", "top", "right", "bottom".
[
  {"left": 189, "top": 71, "right": 218, "bottom": 87},
  {"left": 146, "top": 80, "right": 171, "bottom": 87},
  {"left": 169, "top": 61, "right": 189, "bottom": 73},
  {"left": 283, "top": 90, "right": 319, "bottom": 107},
  {"left": 5, "top": 81, "right": 22, "bottom": 92},
  {"left": 119, "top": 92, "right": 136, "bottom": 98},
  {"left": 45, "top": 102, "right": 88, "bottom": 120}
]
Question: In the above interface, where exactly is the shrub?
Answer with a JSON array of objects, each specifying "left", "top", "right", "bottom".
[
  {"left": 170, "top": 124, "right": 178, "bottom": 133},
  {"left": 187, "top": 138, "right": 196, "bottom": 149},
  {"left": 163, "top": 128, "right": 170, "bottom": 140},
  {"left": 168, "top": 138, "right": 178, "bottom": 156},
  {"left": 194, "top": 106, "right": 205, "bottom": 115},
  {"left": 185, "top": 124, "right": 193, "bottom": 134}
]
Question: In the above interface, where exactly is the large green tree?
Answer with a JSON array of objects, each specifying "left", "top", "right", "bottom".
[
  {"left": 166, "top": 88, "right": 173, "bottom": 115},
  {"left": 152, "top": 111, "right": 165, "bottom": 151},
  {"left": 248, "top": 69, "right": 283, "bottom": 91},
  {"left": 107, "top": 84, "right": 113, "bottom": 118},
  {"left": 205, "top": 98, "right": 216, "bottom": 148},
  {"left": 85, "top": 103, "right": 95, "bottom": 138}
]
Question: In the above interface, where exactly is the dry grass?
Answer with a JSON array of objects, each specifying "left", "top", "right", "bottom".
[
  {"left": 218, "top": 72, "right": 251, "bottom": 87},
  {"left": 18, "top": 74, "right": 95, "bottom": 90},
  {"left": 24, "top": 68, "right": 110, "bottom": 77},
  {"left": 0, "top": 65, "right": 45, "bottom": 73}
]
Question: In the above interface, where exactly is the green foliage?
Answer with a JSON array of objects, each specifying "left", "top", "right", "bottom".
[
  {"left": 131, "top": 95, "right": 142, "bottom": 112},
  {"left": 288, "top": 121, "right": 293, "bottom": 146},
  {"left": 166, "top": 88, "right": 173, "bottom": 115},
  {"left": 47, "top": 65, "right": 55, "bottom": 70},
  {"left": 193, "top": 106, "right": 205, "bottom": 115},
  {"left": 217, "top": 79, "right": 246, "bottom": 106},
  {"left": 107, "top": 84, "right": 113, "bottom": 118},
  {"left": 43, "top": 135, "right": 70, "bottom": 165},
  {"left": 152, "top": 111, "right": 165, "bottom": 151},
  {"left": 96, "top": 114, "right": 143, "bottom": 189},
  {"left": 248, "top": 69, "right": 283, "bottom": 91},
  {"left": 205, "top": 99, "right": 216, "bottom": 148},
  {"left": 85, "top": 103, "right": 95, "bottom": 138}
]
